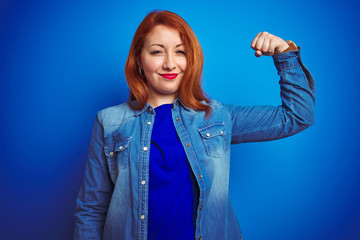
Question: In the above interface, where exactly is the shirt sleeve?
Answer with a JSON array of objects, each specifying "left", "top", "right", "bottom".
[
  {"left": 229, "top": 49, "right": 315, "bottom": 144},
  {"left": 73, "top": 113, "right": 114, "bottom": 240}
]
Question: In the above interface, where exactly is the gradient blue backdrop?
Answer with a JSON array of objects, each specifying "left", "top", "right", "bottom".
[{"left": 1, "top": 0, "right": 359, "bottom": 239}]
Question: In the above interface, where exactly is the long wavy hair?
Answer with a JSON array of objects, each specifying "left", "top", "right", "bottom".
[{"left": 125, "top": 10, "right": 211, "bottom": 117}]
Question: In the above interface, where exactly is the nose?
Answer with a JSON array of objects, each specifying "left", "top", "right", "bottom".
[{"left": 163, "top": 53, "right": 176, "bottom": 70}]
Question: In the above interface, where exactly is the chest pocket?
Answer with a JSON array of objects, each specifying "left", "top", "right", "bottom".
[
  {"left": 198, "top": 122, "right": 225, "bottom": 158},
  {"left": 104, "top": 137, "right": 131, "bottom": 176}
]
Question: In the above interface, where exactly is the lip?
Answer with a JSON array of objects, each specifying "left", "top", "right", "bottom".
[{"left": 159, "top": 73, "right": 178, "bottom": 80}]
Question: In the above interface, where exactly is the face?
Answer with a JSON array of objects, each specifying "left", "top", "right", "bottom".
[{"left": 139, "top": 25, "right": 187, "bottom": 106}]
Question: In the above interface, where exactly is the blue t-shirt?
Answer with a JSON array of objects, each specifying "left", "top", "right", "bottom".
[{"left": 148, "top": 104, "right": 199, "bottom": 239}]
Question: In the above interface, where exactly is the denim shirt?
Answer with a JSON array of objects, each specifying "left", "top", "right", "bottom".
[{"left": 74, "top": 50, "right": 315, "bottom": 240}]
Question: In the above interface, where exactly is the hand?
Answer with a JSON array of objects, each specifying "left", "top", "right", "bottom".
[{"left": 251, "top": 32, "right": 289, "bottom": 57}]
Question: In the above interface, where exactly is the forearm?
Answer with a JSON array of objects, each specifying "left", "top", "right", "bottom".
[
  {"left": 274, "top": 49, "right": 315, "bottom": 121},
  {"left": 74, "top": 166, "right": 113, "bottom": 239}
]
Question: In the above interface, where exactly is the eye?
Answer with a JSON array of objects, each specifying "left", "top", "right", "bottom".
[
  {"left": 177, "top": 50, "right": 186, "bottom": 55},
  {"left": 150, "top": 50, "right": 162, "bottom": 55}
]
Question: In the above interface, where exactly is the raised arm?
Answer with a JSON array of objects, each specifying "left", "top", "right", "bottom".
[
  {"left": 74, "top": 114, "right": 114, "bottom": 239},
  {"left": 230, "top": 32, "right": 315, "bottom": 144}
]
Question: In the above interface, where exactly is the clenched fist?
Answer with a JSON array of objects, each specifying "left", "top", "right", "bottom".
[{"left": 251, "top": 32, "right": 289, "bottom": 57}]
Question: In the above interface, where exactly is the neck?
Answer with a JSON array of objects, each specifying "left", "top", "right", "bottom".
[
  {"left": 147, "top": 94, "right": 177, "bottom": 108},
  {"left": 147, "top": 97, "right": 176, "bottom": 108}
]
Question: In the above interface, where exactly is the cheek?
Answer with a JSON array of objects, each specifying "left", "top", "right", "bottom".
[
  {"left": 142, "top": 56, "right": 161, "bottom": 73},
  {"left": 179, "top": 59, "right": 187, "bottom": 72}
]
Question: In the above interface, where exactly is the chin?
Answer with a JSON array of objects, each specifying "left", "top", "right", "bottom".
[
  {"left": 160, "top": 86, "right": 180, "bottom": 94},
  {"left": 160, "top": 91, "right": 178, "bottom": 96}
]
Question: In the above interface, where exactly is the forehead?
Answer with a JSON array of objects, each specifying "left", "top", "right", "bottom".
[{"left": 144, "top": 25, "right": 183, "bottom": 46}]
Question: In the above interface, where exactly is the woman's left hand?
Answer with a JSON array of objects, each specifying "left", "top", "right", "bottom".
[{"left": 251, "top": 32, "right": 289, "bottom": 57}]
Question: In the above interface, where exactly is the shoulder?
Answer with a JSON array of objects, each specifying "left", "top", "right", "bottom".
[
  {"left": 96, "top": 102, "right": 136, "bottom": 126},
  {"left": 203, "top": 99, "right": 233, "bottom": 117},
  {"left": 207, "top": 99, "right": 222, "bottom": 107},
  {"left": 206, "top": 99, "right": 231, "bottom": 111}
]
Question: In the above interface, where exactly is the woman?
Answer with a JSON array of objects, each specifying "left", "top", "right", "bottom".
[{"left": 74, "top": 10, "right": 315, "bottom": 240}]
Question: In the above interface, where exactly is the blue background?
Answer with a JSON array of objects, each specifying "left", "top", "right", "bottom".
[{"left": 1, "top": 0, "right": 359, "bottom": 239}]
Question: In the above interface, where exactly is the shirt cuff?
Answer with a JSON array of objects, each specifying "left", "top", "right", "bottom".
[{"left": 272, "top": 50, "right": 300, "bottom": 72}]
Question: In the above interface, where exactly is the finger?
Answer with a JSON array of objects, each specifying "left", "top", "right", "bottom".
[
  {"left": 251, "top": 32, "right": 261, "bottom": 50},
  {"left": 262, "top": 37, "right": 270, "bottom": 54},
  {"left": 255, "top": 50, "right": 262, "bottom": 57},
  {"left": 255, "top": 33, "right": 265, "bottom": 52},
  {"left": 268, "top": 39, "right": 277, "bottom": 55}
]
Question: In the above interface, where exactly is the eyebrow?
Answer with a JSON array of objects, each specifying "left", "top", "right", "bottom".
[{"left": 148, "top": 43, "right": 184, "bottom": 48}]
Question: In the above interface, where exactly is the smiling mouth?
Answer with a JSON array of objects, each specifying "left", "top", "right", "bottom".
[{"left": 160, "top": 73, "right": 178, "bottom": 80}]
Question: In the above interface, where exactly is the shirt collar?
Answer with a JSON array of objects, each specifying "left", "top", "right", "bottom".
[
  {"left": 133, "top": 101, "right": 152, "bottom": 116},
  {"left": 173, "top": 98, "right": 191, "bottom": 111},
  {"left": 133, "top": 97, "right": 192, "bottom": 116}
]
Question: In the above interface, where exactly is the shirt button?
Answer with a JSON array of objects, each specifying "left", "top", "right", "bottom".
[
  {"left": 198, "top": 174, "right": 203, "bottom": 179},
  {"left": 119, "top": 146, "right": 123, "bottom": 150},
  {"left": 206, "top": 133, "right": 210, "bottom": 137},
  {"left": 220, "top": 130, "right": 224, "bottom": 134},
  {"left": 147, "top": 121, "right": 152, "bottom": 125},
  {"left": 109, "top": 151, "right": 114, "bottom": 156},
  {"left": 199, "top": 206, "right": 203, "bottom": 210},
  {"left": 140, "top": 215, "right": 145, "bottom": 220},
  {"left": 143, "top": 147, "right": 148, "bottom": 151},
  {"left": 198, "top": 236, "right": 202, "bottom": 240},
  {"left": 141, "top": 180, "right": 146, "bottom": 185},
  {"left": 186, "top": 143, "right": 190, "bottom": 147},
  {"left": 175, "top": 118, "right": 180, "bottom": 121}
]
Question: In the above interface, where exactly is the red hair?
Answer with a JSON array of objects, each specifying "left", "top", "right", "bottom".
[{"left": 125, "top": 10, "right": 211, "bottom": 117}]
